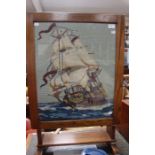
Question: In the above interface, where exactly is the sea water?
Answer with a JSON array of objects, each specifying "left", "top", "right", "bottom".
[{"left": 38, "top": 99, "right": 113, "bottom": 121}]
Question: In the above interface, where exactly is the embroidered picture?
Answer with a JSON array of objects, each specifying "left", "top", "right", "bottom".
[{"left": 34, "top": 22, "right": 116, "bottom": 121}]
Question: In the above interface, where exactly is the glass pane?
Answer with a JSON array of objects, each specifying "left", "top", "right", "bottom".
[{"left": 34, "top": 22, "right": 116, "bottom": 121}]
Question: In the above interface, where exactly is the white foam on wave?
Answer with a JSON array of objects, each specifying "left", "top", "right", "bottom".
[
  {"left": 104, "top": 111, "right": 112, "bottom": 116},
  {"left": 39, "top": 106, "right": 51, "bottom": 111},
  {"left": 76, "top": 102, "right": 113, "bottom": 110}
]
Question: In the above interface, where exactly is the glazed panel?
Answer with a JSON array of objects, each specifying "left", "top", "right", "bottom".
[{"left": 34, "top": 22, "right": 116, "bottom": 121}]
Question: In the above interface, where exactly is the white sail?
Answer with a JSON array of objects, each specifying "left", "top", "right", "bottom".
[
  {"left": 49, "top": 35, "right": 100, "bottom": 93},
  {"left": 50, "top": 71, "right": 72, "bottom": 90},
  {"left": 52, "top": 35, "right": 74, "bottom": 53},
  {"left": 68, "top": 68, "right": 88, "bottom": 87},
  {"left": 49, "top": 72, "right": 64, "bottom": 89},
  {"left": 50, "top": 68, "right": 90, "bottom": 93},
  {"left": 51, "top": 35, "right": 88, "bottom": 70},
  {"left": 73, "top": 38, "right": 98, "bottom": 68}
]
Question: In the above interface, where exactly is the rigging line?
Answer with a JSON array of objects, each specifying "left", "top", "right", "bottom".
[
  {"left": 60, "top": 52, "right": 64, "bottom": 83},
  {"left": 52, "top": 29, "right": 68, "bottom": 46},
  {"left": 57, "top": 26, "right": 66, "bottom": 73},
  {"left": 60, "top": 33, "right": 66, "bottom": 71},
  {"left": 59, "top": 39, "right": 61, "bottom": 71},
  {"left": 60, "top": 51, "right": 63, "bottom": 73},
  {"left": 55, "top": 25, "right": 61, "bottom": 72}
]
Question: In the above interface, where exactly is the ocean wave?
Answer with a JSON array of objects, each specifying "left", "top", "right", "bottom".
[{"left": 38, "top": 101, "right": 113, "bottom": 121}]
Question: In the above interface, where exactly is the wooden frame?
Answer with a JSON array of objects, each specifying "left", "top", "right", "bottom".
[{"left": 27, "top": 12, "right": 124, "bottom": 149}]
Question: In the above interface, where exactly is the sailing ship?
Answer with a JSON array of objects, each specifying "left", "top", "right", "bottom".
[{"left": 39, "top": 23, "right": 107, "bottom": 109}]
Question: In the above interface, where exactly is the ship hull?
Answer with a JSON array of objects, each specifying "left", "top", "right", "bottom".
[{"left": 63, "top": 90, "right": 107, "bottom": 109}]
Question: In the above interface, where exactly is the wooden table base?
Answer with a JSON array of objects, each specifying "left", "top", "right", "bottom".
[
  {"left": 38, "top": 128, "right": 114, "bottom": 148},
  {"left": 35, "top": 127, "right": 120, "bottom": 155}
]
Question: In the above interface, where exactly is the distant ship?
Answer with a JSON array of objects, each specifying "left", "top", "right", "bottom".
[{"left": 38, "top": 23, "right": 107, "bottom": 109}]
